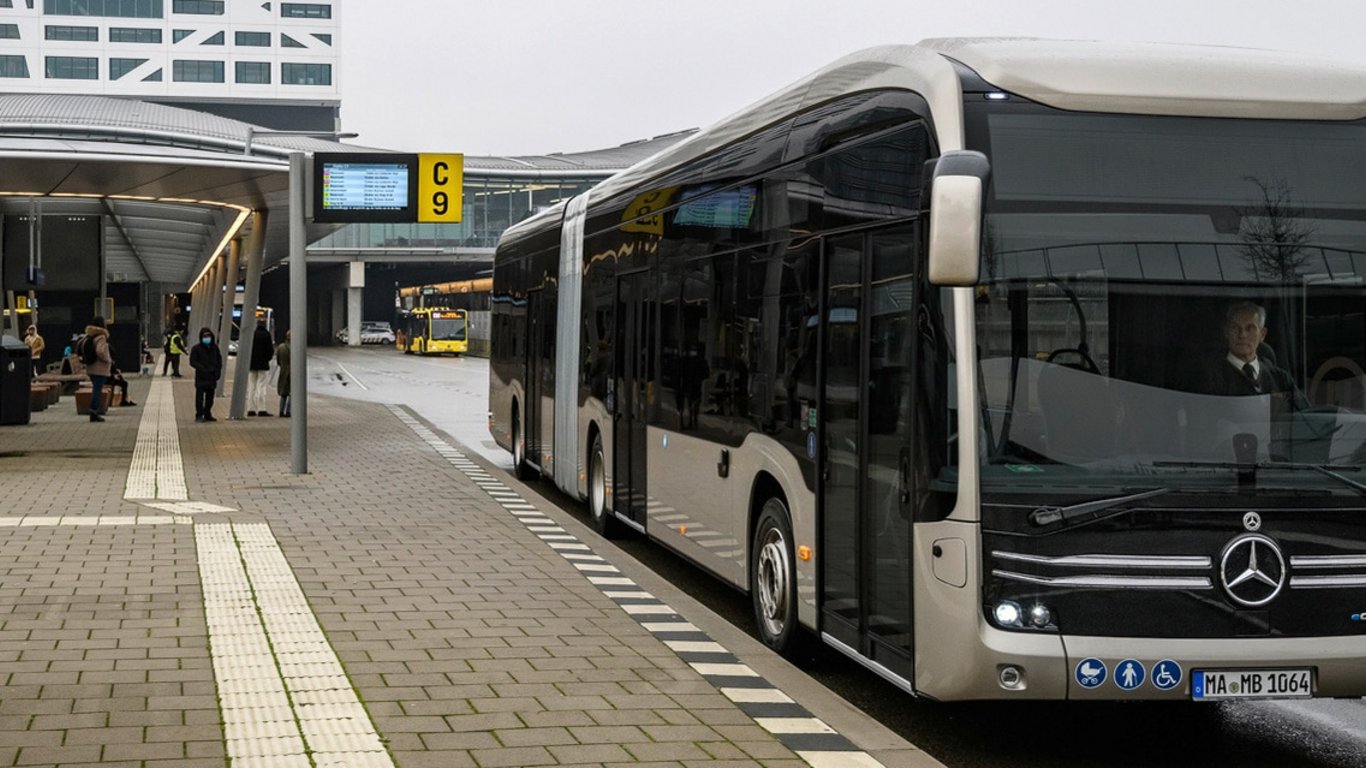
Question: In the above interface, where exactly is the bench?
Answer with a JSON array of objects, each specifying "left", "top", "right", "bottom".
[
  {"left": 74, "top": 385, "right": 120, "bottom": 415},
  {"left": 37, "top": 355, "right": 90, "bottom": 394},
  {"left": 30, "top": 382, "right": 58, "bottom": 412}
]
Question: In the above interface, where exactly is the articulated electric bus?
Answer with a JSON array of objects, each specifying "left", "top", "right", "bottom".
[
  {"left": 400, "top": 307, "right": 468, "bottom": 355},
  {"left": 490, "top": 39, "right": 1366, "bottom": 701}
]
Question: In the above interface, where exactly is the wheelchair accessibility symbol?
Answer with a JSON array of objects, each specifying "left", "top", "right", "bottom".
[{"left": 1151, "top": 659, "right": 1183, "bottom": 691}]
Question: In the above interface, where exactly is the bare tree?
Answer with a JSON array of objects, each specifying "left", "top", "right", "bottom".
[{"left": 1239, "top": 177, "right": 1314, "bottom": 282}]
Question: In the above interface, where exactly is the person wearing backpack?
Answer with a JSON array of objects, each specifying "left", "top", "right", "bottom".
[
  {"left": 188, "top": 327, "right": 223, "bottom": 422},
  {"left": 162, "top": 327, "right": 185, "bottom": 377},
  {"left": 80, "top": 317, "right": 114, "bottom": 423}
]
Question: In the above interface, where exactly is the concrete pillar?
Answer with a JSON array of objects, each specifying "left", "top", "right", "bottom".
[
  {"left": 206, "top": 254, "right": 225, "bottom": 344},
  {"left": 347, "top": 261, "right": 364, "bottom": 347},
  {"left": 215, "top": 239, "right": 240, "bottom": 397},
  {"left": 330, "top": 288, "right": 344, "bottom": 343},
  {"left": 230, "top": 211, "right": 268, "bottom": 420}
]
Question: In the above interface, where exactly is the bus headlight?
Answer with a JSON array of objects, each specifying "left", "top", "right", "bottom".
[
  {"left": 1027, "top": 603, "right": 1052, "bottom": 628},
  {"left": 990, "top": 600, "right": 1056, "bottom": 631},
  {"left": 993, "top": 600, "right": 1023, "bottom": 628}
]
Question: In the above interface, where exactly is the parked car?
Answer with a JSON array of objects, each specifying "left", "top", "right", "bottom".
[{"left": 336, "top": 322, "right": 396, "bottom": 345}]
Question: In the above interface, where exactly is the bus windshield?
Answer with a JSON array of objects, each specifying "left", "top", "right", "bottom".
[
  {"left": 972, "top": 105, "right": 1366, "bottom": 498},
  {"left": 430, "top": 317, "right": 466, "bottom": 341}
]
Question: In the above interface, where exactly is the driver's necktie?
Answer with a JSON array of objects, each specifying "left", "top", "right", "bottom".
[{"left": 1243, "top": 363, "right": 1261, "bottom": 392}]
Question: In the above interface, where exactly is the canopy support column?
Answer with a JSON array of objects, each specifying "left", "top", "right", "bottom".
[
  {"left": 215, "top": 238, "right": 240, "bottom": 397},
  {"left": 230, "top": 211, "right": 268, "bottom": 420}
]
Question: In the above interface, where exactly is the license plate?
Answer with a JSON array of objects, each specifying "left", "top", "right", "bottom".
[{"left": 1192, "top": 669, "right": 1313, "bottom": 700}]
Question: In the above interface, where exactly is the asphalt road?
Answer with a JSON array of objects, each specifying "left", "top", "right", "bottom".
[{"left": 309, "top": 345, "right": 1366, "bottom": 768}]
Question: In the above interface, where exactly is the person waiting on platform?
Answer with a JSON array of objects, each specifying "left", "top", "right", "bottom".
[
  {"left": 162, "top": 327, "right": 186, "bottom": 377},
  {"left": 247, "top": 324, "right": 274, "bottom": 416},
  {"left": 104, "top": 364, "right": 136, "bottom": 407},
  {"left": 23, "top": 325, "right": 43, "bottom": 379},
  {"left": 1197, "top": 302, "right": 1306, "bottom": 408},
  {"left": 189, "top": 327, "right": 223, "bottom": 422},
  {"left": 79, "top": 317, "right": 113, "bottom": 423}
]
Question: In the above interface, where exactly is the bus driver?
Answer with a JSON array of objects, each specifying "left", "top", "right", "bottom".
[{"left": 1198, "top": 301, "right": 1305, "bottom": 408}]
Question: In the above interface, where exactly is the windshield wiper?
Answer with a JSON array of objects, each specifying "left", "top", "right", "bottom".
[{"left": 1030, "top": 487, "right": 1171, "bottom": 527}]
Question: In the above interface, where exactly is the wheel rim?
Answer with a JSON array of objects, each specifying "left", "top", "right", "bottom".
[
  {"left": 755, "top": 522, "right": 791, "bottom": 639},
  {"left": 590, "top": 445, "right": 607, "bottom": 521}
]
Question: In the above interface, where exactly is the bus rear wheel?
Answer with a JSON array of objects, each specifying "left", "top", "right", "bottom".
[
  {"left": 588, "top": 432, "right": 619, "bottom": 538},
  {"left": 751, "top": 497, "right": 798, "bottom": 654}
]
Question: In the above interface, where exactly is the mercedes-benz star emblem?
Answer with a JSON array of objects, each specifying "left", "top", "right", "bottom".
[
  {"left": 1243, "top": 511, "right": 1262, "bottom": 532},
  {"left": 1219, "top": 533, "right": 1286, "bottom": 607}
]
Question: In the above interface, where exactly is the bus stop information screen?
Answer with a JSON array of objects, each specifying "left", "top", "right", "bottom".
[
  {"left": 320, "top": 162, "right": 408, "bottom": 212},
  {"left": 312, "top": 152, "right": 422, "bottom": 223}
]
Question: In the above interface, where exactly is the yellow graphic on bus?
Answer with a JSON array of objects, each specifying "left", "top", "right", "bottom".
[{"left": 619, "top": 186, "right": 678, "bottom": 235}]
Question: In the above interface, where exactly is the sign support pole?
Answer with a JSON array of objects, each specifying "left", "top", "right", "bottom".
[{"left": 290, "top": 152, "right": 309, "bottom": 474}]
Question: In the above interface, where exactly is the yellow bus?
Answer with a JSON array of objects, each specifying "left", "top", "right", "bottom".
[{"left": 399, "top": 307, "right": 468, "bottom": 356}]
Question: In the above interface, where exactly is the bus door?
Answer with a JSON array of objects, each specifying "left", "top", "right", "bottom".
[
  {"left": 819, "top": 225, "right": 917, "bottom": 682},
  {"left": 525, "top": 291, "right": 546, "bottom": 469},
  {"left": 613, "top": 270, "right": 653, "bottom": 529}
]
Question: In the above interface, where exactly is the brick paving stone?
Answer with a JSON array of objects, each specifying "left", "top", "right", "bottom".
[{"left": 0, "top": 374, "right": 913, "bottom": 767}]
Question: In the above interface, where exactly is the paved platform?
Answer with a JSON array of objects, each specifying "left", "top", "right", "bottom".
[{"left": 0, "top": 369, "right": 936, "bottom": 767}]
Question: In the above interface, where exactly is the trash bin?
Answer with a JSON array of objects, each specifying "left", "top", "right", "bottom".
[{"left": 0, "top": 335, "right": 32, "bottom": 425}]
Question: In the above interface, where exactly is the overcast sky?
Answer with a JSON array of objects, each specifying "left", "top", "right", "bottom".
[{"left": 339, "top": 1, "right": 1366, "bottom": 157}]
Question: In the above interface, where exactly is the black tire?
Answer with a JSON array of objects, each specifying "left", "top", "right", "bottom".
[
  {"left": 587, "top": 432, "right": 620, "bottom": 538},
  {"left": 512, "top": 408, "right": 535, "bottom": 481},
  {"left": 751, "top": 496, "right": 799, "bottom": 654}
]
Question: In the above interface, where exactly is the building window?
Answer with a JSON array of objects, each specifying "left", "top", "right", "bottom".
[
  {"left": 281, "top": 62, "right": 330, "bottom": 85},
  {"left": 45, "top": 56, "right": 98, "bottom": 79},
  {"left": 0, "top": 1, "right": 12, "bottom": 8},
  {"left": 280, "top": 33, "right": 304, "bottom": 48},
  {"left": 172, "top": 28, "right": 192, "bottom": 42},
  {"left": 44, "top": 0, "right": 164, "bottom": 17},
  {"left": 46, "top": 25, "right": 100, "bottom": 41},
  {"left": 0, "top": 24, "right": 19, "bottom": 39},
  {"left": 312, "top": 33, "right": 331, "bottom": 45},
  {"left": 109, "top": 27, "right": 162, "bottom": 42},
  {"left": 235, "top": 61, "right": 269, "bottom": 84},
  {"left": 172, "top": 59, "right": 223, "bottom": 82},
  {"left": 0, "top": 55, "right": 29, "bottom": 78},
  {"left": 171, "top": 0, "right": 222, "bottom": 13},
  {"left": 201, "top": 30, "right": 223, "bottom": 44},
  {"left": 234, "top": 30, "right": 269, "bottom": 46},
  {"left": 142, "top": 67, "right": 162, "bottom": 81},
  {"left": 281, "top": 3, "right": 329, "bottom": 18},
  {"left": 109, "top": 57, "right": 146, "bottom": 80}
]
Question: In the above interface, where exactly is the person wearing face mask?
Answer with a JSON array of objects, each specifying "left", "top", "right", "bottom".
[{"left": 188, "top": 327, "right": 223, "bottom": 422}]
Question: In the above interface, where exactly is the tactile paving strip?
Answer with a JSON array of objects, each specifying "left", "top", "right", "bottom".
[
  {"left": 198, "top": 522, "right": 394, "bottom": 767},
  {"left": 387, "top": 404, "right": 886, "bottom": 768},
  {"left": 125, "top": 378, "right": 187, "bottom": 501}
]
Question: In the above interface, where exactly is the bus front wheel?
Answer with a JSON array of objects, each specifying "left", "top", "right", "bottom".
[
  {"left": 512, "top": 409, "right": 534, "bottom": 481},
  {"left": 588, "top": 432, "right": 619, "bottom": 538},
  {"left": 751, "top": 497, "right": 798, "bottom": 654}
]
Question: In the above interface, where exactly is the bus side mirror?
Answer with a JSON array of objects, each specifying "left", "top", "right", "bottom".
[{"left": 928, "top": 150, "right": 990, "bottom": 286}]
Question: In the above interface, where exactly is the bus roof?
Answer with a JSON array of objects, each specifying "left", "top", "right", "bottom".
[
  {"left": 922, "top": 38, "right": 1366, "bottom": 121},
  {"left": 500, "top": 38, "right": 1366, "bottom": 246}
]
